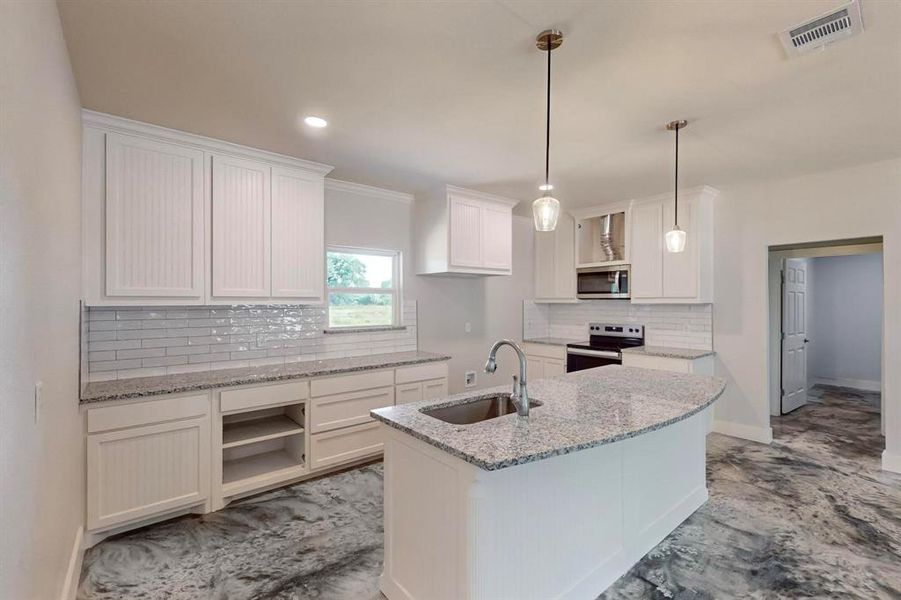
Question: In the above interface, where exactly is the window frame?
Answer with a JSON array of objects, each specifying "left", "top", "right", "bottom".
[{"left": 326, "top": 245, "right": 403, "bottom": 330}]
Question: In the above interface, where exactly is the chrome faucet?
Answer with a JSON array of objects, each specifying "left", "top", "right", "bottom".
[{"left": 484, "top": 339, "right": 530, "bottom": 417}]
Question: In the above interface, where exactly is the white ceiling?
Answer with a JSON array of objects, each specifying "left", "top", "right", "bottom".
[{"left": 58, "top": 0, "right": 901, "bottom": 210}]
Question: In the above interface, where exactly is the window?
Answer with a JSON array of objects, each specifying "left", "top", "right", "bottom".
[{"left": 326, "top": 247, "right": 401, "bottom": 329}]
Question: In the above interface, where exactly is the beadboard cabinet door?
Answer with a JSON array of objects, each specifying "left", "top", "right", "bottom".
[
  {"left": 271, "top": 167, "right": 324, "bottom": 301},
  {"left": 449, "top": 194, "right": 483, "bottom": 268},
  {"left": 534, "top": 212, "right": 576, "bottom": 302},
  {"left": 481, "top": 203, "right": 513, "bottom": 270},
  {"left": 87, "top": 416, "right": 210, "bottom": 530},
  {"left": 212, "top": 155, "right": 271, "bottom": 298},
  {"left": 629, "top": 201, "right": 664, "bottom": 299},
  {"left": 104, "top": 133, "right": 204, "bottom": 298}
]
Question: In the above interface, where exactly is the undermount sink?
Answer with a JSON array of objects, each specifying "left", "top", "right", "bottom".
[{"left": 421, "top": 393, "right": 542, "bottom": 425}]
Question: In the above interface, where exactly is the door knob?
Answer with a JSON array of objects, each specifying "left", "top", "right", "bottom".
[{"left": 803, "top": 338, "right": 810, "bottom": 343}]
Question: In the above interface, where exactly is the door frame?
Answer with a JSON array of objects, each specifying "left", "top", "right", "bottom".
[{"left": 766, "top": 238, "right": 884, "bottom": 428}]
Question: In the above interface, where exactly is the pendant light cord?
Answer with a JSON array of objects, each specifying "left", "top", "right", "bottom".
[
  {"left": 544, "top": 37, "right": 551, "bottom": 189},
  {"left": 674, "top": 125, "right": 679, "bottom": 227}
]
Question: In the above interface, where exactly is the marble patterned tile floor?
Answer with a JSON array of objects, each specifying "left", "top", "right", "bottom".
[{"left": 78, "top": 385, "right": 900, "bottom": 599}]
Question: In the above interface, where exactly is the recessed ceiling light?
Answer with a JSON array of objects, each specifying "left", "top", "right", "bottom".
[
  {"left": 538, "top": 183, "right": 554, "bottom": 191},
  {"left": 304, "top": 116, "right": 328, "bottom": 128}
]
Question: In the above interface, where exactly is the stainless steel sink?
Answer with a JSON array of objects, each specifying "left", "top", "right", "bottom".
[{"left": 421, "top": 393, "right": 542, "bottom": 425}]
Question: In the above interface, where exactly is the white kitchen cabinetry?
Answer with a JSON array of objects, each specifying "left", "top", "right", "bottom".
[
  {"left": 629, "top": 186, "right": 717, "bottom": 304},
  {"left": 395, "top": 362, "right": 449, "bottom": 404},
  {"left": 83, "top": 129, "right": 206, "bottom": 303},
  {"left": 415, "top": 185, "right": 519, "bottom": 276},
  {"left": 621, "top": 352, "right": 714, "bottom": 375},
  {"left": 82, "top": 111, "right": 332, "bottom": 305},
  {"left": 85, "top": 393, "right": 211, "bottom": 533},
  {"left": 522, "top": 342, "right": 566, "bottom": 379},
  {"left": 211, "top": 155, "right": 271, "bottom": 298},
  {"left": 534, "top": 212, "right": 577, "bottom": 302},
  {"left": 271, "top": 167, "right": 325, "bottom": 301}
]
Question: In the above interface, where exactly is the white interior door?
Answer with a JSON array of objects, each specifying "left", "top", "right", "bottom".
[{"left": 781, "top": 258, "right": 809, "bottom": 413}]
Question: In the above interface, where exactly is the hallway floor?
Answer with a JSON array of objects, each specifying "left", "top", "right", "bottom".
[{"left": 78, "top": 385, "right": 900, "bottom": 599}]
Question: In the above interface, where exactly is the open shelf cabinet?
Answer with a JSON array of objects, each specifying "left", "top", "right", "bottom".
[{"left": 220, "top": 402, "right": 308, "bottom": 498}]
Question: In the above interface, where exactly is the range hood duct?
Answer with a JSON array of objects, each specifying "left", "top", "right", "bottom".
[{"left": 599, "top": 214, "right": 617, "bottom": 262}]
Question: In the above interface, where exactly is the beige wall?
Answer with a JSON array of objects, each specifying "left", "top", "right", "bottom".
[
  {"left": 711, "top": 158, "right": 900, "bottom": 470},
  {"left": 0, "top": 1, "right": 86, "bottom": 597},
  {"left": 325, "top": 185, "right": 534, "bottom": 395}
]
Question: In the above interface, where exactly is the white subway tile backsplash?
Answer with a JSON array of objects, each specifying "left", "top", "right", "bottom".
[
  {"left": 523, "top": 300, "right": 712, "bottom": 350},
  {"left": 86, "top": 301, "right": 419, "bottom": 381}
]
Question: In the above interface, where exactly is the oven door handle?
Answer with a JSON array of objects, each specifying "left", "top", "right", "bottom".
[{"left": 566, "top": 349, "right": 621, "bottom": 359}]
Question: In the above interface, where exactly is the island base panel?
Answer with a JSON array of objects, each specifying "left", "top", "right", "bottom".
[{"left": 379, "top": 407, "right": 709, "bottom": 600}]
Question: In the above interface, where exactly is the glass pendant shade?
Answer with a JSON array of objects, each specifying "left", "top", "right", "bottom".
[
  {"left": 532, "top": 195, "right": 560, "bottom": 232},
  {"left": 665, "top": 225, "right": 686, "bottom": 253}
]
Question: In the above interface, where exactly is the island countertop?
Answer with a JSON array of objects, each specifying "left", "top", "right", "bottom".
[
  {"left": 371, "top": 365, "right": 725, "bottom": 471},
  {"left": 81, "top": 350, "right": 451, "bottom": 404}
]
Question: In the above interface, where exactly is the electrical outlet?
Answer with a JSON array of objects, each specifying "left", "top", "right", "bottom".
[
  {"left": 464, "top": 371, "right": 476, "bottom": 387},
  {"left": 33, "top": 381, "right": 43, "bottom": 423},
  {"left": 464, "top": 322, "right": 472, "bottom": 333}
]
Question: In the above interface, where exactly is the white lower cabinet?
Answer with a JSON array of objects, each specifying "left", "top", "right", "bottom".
[
  {"left": 86, "top": 393, "right": 211, "bottom": 532},
  {"left": 620, "top": 352, "right": 713, "bottom": 375},
  {"left": 522, "top": 342, "right": 567, "bottom": 380},
  {"left": 309, "top": 421, "right": 384, "bottom": 471},
  {"left": 84, "top": 360, "right": 448, "bottom": 543}
]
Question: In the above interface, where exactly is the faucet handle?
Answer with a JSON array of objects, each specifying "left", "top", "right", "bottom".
[{"left": 511, "top": 374, "right": 519, "bottom": 397}]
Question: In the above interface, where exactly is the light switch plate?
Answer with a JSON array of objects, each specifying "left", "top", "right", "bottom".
[
  {"left": 464, "top": 371, "right": 476, "bottom": 387},
  {"left": 34, "top": 381, "right": 43, "bottom": 423}
]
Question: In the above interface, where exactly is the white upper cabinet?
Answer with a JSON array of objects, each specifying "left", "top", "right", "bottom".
[
  {"left": 534, "top": 211, "right": 576, "bottom": 302},
  {"left": 629, "top": 201, "right": 664, "bottom": 299},
  {"left": 211, "top": 155, "right": 271, "bottom": 298},
  {"left": 102, "top": 132, "right": 204, "bottom": 299},
  {"left": 415, "top": 185, "right": 518, "bottom": 276},
  {"left": 82, "top": 111, "right": 332, "bottom": 305},
  {"left": 270, "top": 167, "right": 324, "bottom": 302},
  {"left": 629, "top": 186, "right": 717, "bottom": 304}
]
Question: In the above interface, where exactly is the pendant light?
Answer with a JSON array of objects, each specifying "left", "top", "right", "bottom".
[
  {"left": 532, "top": 29, "right": 563, "bottom": 232},
  {"left": 665, "top": 119, "right": 688, "bottom": 253}
]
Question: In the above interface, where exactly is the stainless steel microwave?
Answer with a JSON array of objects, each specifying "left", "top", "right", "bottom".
[{"left": 576, "top": 266, "right": 630, "bottom": 299}]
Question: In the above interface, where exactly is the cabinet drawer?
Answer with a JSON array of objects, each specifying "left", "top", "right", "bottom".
[
  {"left": 220, "top": 381, "right": 309, "bottom": 413},
  {"left": 422, "top": 378, "right": 448, "bottom": 400},
  {"left": 310, "top": 386, "right": 394, "bottom": 433},
  {"left": 310, "top": 422, "right": 383, "bottom": 471},
  {"left": 522, "top": 343, "right": 566, "bottom": 360},
  {"left": 87, "top": 416, "right": 210, "bottom": 530},
  {"left": 621, "top": 353, "right": 691, "bottom": 373},
  {"left": 395, "top": 382, "right": 423, "bottom": 405},
  {"left": 311, "top": 369, "right": 394, "bottom": 397},
  {"left": 87, "top": 394, "right": 209, "bottom": 433},
  {"left": 395, "top": 361, "right": 448, "bottom": 384}
]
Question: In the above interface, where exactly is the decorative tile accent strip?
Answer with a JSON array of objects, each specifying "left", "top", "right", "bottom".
[
  {"left": 523, "top": 300, "right": 713, "bottom": 350},
  {"left": 86, "top": 301, "right": 417, "bottom": 381}
]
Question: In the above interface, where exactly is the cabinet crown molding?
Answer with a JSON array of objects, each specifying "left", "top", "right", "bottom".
[
  {"left": 82, "top": 110, "right": 334, "bottom": 177},
  {"left": 444, "top": 185, "right": 521, "bottom": 208},
  {"left": 325, "top": 179, "right": 414, "bottom": 204}
]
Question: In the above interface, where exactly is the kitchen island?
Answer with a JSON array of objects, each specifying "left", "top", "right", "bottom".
[{"left": 371, "top": 365, "right": 726, "bottom": 600}]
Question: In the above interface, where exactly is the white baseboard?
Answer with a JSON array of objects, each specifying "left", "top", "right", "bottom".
[
  {"left": 810, "top": 376, "right": 881, "bottom": 392},
  {"left": 711, "top": 420, "right": 773, "bottom": 444},
  {"left": 883, "top": 450, "right": 901, "bottom": 474},
  {"left": 61, "top": 525, "right": 84, "bottom": 600}
]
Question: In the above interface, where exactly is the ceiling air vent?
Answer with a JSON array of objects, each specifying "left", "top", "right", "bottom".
[{"left": 779, "top": 0, "right": 864, "bottom": 58}]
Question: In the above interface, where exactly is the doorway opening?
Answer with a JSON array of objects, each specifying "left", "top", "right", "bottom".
[{"left": 767, "top": 237, "right": 885, "bottom": 456}]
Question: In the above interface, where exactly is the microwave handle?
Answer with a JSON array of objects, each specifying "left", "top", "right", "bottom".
[{"left": 614, "top": 270, "right": 621, "bottom": 293}]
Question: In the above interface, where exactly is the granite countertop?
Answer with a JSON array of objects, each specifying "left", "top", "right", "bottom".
[
  {"left": 81, "top": 350, "right": 451, "bottom": 404},
  {"left": 371, "top": 365, "right": 725, "bottom": 471},
  {"left": 621, "top": 346, "right": 715, "bottom": 360},
  {"left": 522, "top": 337, "right": 586, "bottom": 346}
]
